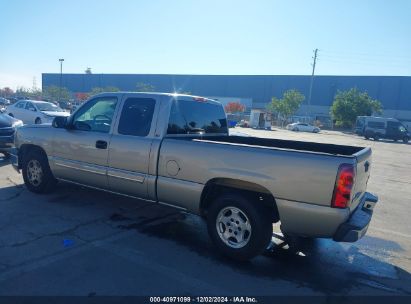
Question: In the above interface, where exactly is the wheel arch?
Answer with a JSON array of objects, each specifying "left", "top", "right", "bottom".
[
  {"left": 199, "top": 178, "right": 279, "bottom": 223},
  {"left": 18, "top": 144, "right": 48, "bottom": 169}
]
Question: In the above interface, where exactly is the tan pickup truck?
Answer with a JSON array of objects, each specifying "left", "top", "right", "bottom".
[{"left": 11, "top": 92, "right": 378, "bottom": 260}]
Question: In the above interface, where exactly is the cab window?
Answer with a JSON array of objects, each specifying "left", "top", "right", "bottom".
[
  {"left": 72, "top": 97, "right": 118, "bottom": 133},
  {"left": 118, "top": 98, "right": 155, "bottom": 137}
]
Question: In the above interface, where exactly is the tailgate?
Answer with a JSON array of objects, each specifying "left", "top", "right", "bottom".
[{"left": 350, "top": 147, "right": 372, "bottom": 212}]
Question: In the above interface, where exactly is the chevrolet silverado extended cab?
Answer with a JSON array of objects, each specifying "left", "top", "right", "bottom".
[{"left": 11, "top": 92, "right": 378, "bottom": 260}]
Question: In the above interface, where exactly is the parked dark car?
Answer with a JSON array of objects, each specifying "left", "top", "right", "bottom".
[
  {"left": 58, "top": 100, "right": 72, "bottom": 110},
  {"left": 356, "top": 116, "right": 410, "bottom": 143},
  {"left": 0, "top": 97, "right": 11, "bottom": 109},
  {"left": 0, "top": 113, "right": 23, "bottom": 157}
]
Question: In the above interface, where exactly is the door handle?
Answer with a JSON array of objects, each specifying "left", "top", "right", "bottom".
[{"left": 95, "top": 140, "right": 108, "bottom": 149}]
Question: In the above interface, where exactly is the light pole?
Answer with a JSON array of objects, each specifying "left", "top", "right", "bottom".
[
  {"left": 307, "top": 49, "right": 318, "bottom": 122},
  {"left": 59, "top": 58, "right": 64, "bottom": 102}
]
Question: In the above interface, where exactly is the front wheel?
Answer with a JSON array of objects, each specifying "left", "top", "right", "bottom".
[
  {"left": 22, "top": 149, "right": 57, "bottom": 193},
  {"left": 373, "top": 134, "right": 380, "bottom": 141},
  {"left": 35, "top": 117, "right": 42, "bottom": 124},
  {"left": 207, "top": 193, "right": 273, "bottom": 261}
]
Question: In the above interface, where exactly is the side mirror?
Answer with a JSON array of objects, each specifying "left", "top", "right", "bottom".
[{"left": 52, "top": 116, "right": 68, "bottom": 128}]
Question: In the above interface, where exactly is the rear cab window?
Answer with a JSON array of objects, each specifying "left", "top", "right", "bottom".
[{"left": 167, "top": 98, "right": 228, "bottom": 135}]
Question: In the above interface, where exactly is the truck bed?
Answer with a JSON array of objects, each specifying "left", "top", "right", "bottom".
[
  {"left": 172, "top": 135, "right": 365, "bottom": 157},
  {"left": 159, "top": 134, "right": 371, "bottom": 213}
]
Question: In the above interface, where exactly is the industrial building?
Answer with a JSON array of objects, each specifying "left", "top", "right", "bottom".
[{"left": 42, "top": 73, "right": 411, "bottom": 125}]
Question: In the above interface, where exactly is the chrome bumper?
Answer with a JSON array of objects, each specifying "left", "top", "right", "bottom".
[{"left": 333, "top": 192, "right": 378, "bottom": 242}]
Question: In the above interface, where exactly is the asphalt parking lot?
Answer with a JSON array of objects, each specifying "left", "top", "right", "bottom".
[{"left": 0, "top": 127, "right": 410, "bottom": 297}]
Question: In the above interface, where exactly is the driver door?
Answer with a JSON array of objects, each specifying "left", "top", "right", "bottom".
[{"left": 51, "top": 96, "right": 119, "bottom": 189}]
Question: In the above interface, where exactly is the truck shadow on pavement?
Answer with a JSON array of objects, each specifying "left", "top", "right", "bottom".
[
  {"left": 1, "top": 180, "right": 411, "bottom": 296},
  {"left": 115, "top": 208, "right": 411, "bottom": 295}
]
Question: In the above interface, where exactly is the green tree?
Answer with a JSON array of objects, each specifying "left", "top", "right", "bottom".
[
  {"left": 15, "top": 87, "right": 43, "bottom": 100},
  {"left": 42, "top": 85, "right": 71, "bottom": 101},
  {"left": 136, "top": 82, "right": 155, "bottom": 92},
  {"left": 267, "top": 89, "right": 305, "bottom": 127},
  {"left": 89, "top": 86, "right": 120, "bottom": 96},
  {"left": 331, "top": 88, "right": 382, "bottom": 128}
]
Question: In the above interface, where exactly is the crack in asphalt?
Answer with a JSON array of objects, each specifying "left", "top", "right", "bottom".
[{"left": 2, "top": 217, "right": 107, "bottom": 249}]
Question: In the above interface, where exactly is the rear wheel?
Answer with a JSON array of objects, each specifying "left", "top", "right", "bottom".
[
  {"left": 207, "top": 193, "right": 273, "bottom": 261},
  {"left": 22, "top": 149, "right": 57, "bottom": 193},
  {"left": 403, "top": 136, "right": 409, "bottom": 143}
]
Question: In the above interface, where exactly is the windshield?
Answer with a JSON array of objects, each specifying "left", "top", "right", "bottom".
[{"left": 36, "top": 103, "right": 64, "bottom": 112}]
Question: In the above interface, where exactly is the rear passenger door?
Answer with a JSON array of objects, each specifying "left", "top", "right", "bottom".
[
  {"left": 10, "top": 101, "right": 26, "bottom": 121},
  {"left": 107, "top": 96, "right": 158, "bottom": 199},
  {"left": 24, "top": 102, "right": 37, "bottom": 124}
]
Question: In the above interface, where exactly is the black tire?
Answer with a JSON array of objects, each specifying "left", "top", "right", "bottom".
[
  {"left": 206, "top": 193, "right": 273, "bottom": 261},
  {"left": 8, "top": 113, "right": 14, "bottom": 117},
  {"left": 293, "top": 128, "right": 299, "bottom": 132},
  {"left": 404, "top": 136, "right": 410, "bottom": 144},
  {"left": 373, "top": 134, "right": 380, "bottom": 141},
  {"left": 364, "top": 135, "right": 369, "bottom": 140},
  {"left": 22, "top": 148, "right": 57, "bottom": 193},
  {"left": 35, "top": 117, "right": 42, "bottom": 124}
]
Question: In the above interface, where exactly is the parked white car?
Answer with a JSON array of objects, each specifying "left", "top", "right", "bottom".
[
  {"left": 6, "top": 100, "right": 70, "bottom": 125},
  {"left": 286, "top": 122, "right": 320, "bottom": 133}
]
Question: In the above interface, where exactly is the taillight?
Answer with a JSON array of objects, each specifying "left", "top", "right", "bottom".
[{"left": 331, "top": 164, "right": 355, "bottom": 208}]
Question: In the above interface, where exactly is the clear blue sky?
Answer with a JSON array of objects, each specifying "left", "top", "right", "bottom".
[{"left": 1, "top": 0, "right": 410, "bottom": 89}]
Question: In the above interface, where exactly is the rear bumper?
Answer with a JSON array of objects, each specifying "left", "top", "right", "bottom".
[{"left": 333, "top": 192, "right": 378, "bottom": 242}]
